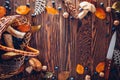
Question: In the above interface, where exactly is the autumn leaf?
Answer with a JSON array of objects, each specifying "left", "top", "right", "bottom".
[
  {"left": 76, "top": 64, "right": 84, "bottom": 74},
  {"left": 95, "top": 8, "right": 106, "bottom": 19},
  {"left": 96, "top": 62, "right": 105, "bottom": 73},
  {"left": 46, "top": 6, "right": 58, "bottom": 15},
  {"left": 0, "top": 6, "right": 6, "bottom": 18},
  {"left": 16, "top": 5, "right": 30, "bottom": 15}
]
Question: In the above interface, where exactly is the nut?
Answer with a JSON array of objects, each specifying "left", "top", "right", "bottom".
[
  {"left": 99, "top": 72, "right": 104, "bottom": 77},
  {"left": 114, "top": 20, "right": 120, "bottom": 26},
  {"left": 85, "top": 75, "right": 91, "bottom": 80},
  {"left": 42, "top": 65, "right": 47, "bottom": 71},
  {"left": 106, "top": 7, "right": 111, "bottom": 13},
  {"left": 63, "top": 12, "right": 69, "bottom": 18}
]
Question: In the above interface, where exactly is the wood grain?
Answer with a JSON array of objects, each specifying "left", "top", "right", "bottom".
[{"left": 0, "top": 0, "right": 120, "bottom": 80}]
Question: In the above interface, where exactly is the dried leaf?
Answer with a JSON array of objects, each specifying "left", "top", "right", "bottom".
[
  {"left": 0, "top": 6, "right": 6, "bottom": 18},
  {"left": 46, "top": 6, "right": 58, "bottom": 15},
  {"left": 95, "top": 8, "right": 106, "bottom": 19},
  {"left": 31, "top": 25, "right": 41, "bottom": 33},
  {"left": 1, "top": 52, "right": 19, "bottom": 60},
  {"left": 96, "top": 62, "right": 105, "bottom": 73},
  {"left": 34, "top": 0, "right": 46, "bottom": 15},
  {"left": 44, "top": 72, "right": 53, "bottom": 79},
  {"left": 16, "top": 5, "right": 30, "bottom": 15},
  {"left": 76, "top": 64, "right": 84, "bottom": 74},
  {"left": 112, "top": 1, "right": 120, "bottom": 12},
  {"left": 58, "top": 71, "right": 70, "bottom": 80}
]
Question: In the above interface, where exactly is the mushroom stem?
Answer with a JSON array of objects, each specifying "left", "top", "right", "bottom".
[
  {"left": 6, "top": 26, "right": 26, "bottom": 39},
  {"left": 3, "top": 34, "right": 14, "bottom": 48},
  {"left": 78, "top": 10, "right": 89, "bottom": 19}
]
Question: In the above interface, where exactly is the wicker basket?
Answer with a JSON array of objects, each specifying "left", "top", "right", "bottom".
[
  {"left": 0, "top": 56, "right": 25, "bottom": 79},
  {"left": 0, "top": 15, "right": 31, "bottom": 79}
]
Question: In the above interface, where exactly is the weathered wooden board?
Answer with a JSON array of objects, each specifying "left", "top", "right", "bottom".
[{"left": 0, "top": 0, "right": 120, "bottom": 80}]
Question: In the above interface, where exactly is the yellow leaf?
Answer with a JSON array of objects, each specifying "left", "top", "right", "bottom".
[
  {"left": 46, "top": 6, "right": 58, "bottom": 15},
  {"left": 96, "top": 62, "right": 105, "bottom": 73},
  {"left": 31, "top": 25, "right": 41, "bottom": 33},
  {"left": 0, "top": 6, "right": 6, "bottom": 18},
  {"left": 16, "top": 5, "right": 30, "bottom": 15},
  {"left": 76, "top": 64, "right": 84, "bottom": 74}
]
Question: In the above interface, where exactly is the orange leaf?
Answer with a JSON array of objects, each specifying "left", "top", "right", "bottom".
[
  {"left": 17, "top": 24, "right": 30, "bottom": 32},
  {"left": 76, "top": 64, "right": 84, "bottom": 74},
  {"left": 16, "top": 5, "right": 30, "bottom": 15},
  {"left": 95, "top": 8, "right": 106, "bottom": 19},
  {"left": 0, "top": 6, "right": 6, "bottom": 18},
  {"left": 96, "top": 62, "right": 105, "bottom": 73},
  {"left": 46, "top": 6, "right": 58, "bottom": 15}
]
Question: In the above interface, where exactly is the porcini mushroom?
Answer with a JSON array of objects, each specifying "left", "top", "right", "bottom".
[
  {"left": 79, "top": 1, "right": 96, "bottom": 13},
  {"left": 6, "top": 26, "right": 26, "bottom": 39},
  {"left": 78, "top": 1, "right": 96, "bottom": 19}
]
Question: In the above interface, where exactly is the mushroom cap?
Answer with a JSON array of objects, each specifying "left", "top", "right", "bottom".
[{"left": 79, "top": 1, "right": 96, "bottom": 13}]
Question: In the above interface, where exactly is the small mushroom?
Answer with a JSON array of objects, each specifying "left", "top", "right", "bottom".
[
  {"left": 99, "top": 72, "right": 104, "bottom": 77},
  {"left": 106, "top": 7, "right": 111, "bottom": 13},
  {"left": 63, "top": 12, "right": 69, "bottom": 18},
  {"left": 29, "top": 58, "right": 42, "bottom": 72},
  {"left": 113, "top": 20, "right": 120, "bottom": 26},
  {"left": 26, "top": 58, "right": 43, "bottom": 74}
]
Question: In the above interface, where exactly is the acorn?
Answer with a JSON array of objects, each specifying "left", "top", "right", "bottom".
[
  {"left": 63, "top": 12, "right": 69, "bottom": 18},
  {"left": 85, "top": 75, "right": 91, "bottom": 80},
  {"left": 99, "top": 72, "right": 104, "bottom": 77},
  {"left": 106, "top": 7, "right": 111, "bottom": 13},
  {"left": 113, "top": 20, "right": 120, "bottom": 26}
]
